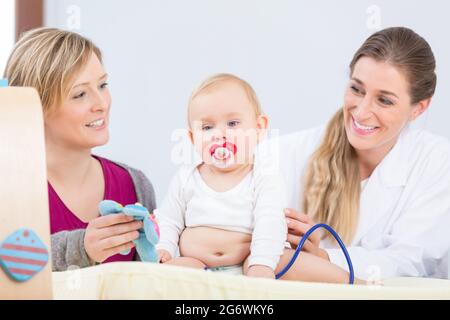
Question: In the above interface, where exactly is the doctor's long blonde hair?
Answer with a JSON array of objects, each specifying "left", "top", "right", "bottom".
[{"left": 303, "top": 27, "right": 436, "bottom": 244}]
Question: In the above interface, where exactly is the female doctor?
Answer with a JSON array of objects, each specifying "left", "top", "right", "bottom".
[{"left": 268, "top": 27, "right": 450, "bottom": 283}]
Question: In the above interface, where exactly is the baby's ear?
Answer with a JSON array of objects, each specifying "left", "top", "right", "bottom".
[
  {"left": 188, "top": 129, "right": 194, "bottom": 144},
  {"left": 256, "top": 114, "right": 269, "bottom": 129},
  {"left": 256, "top": 115, "right": 269, "bottom": 140}
]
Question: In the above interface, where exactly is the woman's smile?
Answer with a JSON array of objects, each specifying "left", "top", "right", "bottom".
[
  {"left": 85, "top": 118, "right": 106, "bottom": 130},
  {"left": 350, "top": 114, "right": 380, "bottom": 136}
]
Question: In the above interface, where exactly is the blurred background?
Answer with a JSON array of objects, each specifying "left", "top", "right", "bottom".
[{"left": 1, "top": 0, "right": 449, "bottom": 202}]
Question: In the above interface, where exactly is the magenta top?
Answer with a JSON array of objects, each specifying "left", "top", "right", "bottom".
[{"left": 48, "top": 155, "right": 137, "bottom": 263}]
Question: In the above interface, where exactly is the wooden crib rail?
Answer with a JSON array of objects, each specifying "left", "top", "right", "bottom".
[{"left": 0, "top": 87, "right": 52, "bottom": 299}]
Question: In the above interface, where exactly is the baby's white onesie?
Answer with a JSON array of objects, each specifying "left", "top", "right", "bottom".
[{"left": 155, "top": 158, "right": 288, "bottom": 270}]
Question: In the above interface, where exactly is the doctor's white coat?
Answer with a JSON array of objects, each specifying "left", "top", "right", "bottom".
[{"left": 259, "top": 125, "right": 450, "bottom": 281}]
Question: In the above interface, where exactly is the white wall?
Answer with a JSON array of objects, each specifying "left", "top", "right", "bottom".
[
  {"left": 0, "top": 0, "right": 15, "bottom": 76},
  {"left": 44, "top": 0, "right": 450, "bottom": 202}
]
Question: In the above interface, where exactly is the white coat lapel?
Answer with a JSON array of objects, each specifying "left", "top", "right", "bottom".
[{"left": 351, "top": 128, "right": 411, "bottom": 245}]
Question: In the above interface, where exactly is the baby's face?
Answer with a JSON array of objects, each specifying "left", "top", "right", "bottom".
[{"left": 189, "top": 81, "right": 267, "bottom": 170}]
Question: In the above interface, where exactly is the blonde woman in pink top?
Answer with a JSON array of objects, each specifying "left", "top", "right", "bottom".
[{"left": 4, "top": 28, "right": 156, "bottom": 271}]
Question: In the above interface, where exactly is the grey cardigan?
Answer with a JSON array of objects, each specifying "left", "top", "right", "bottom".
[{"left": 51, "top": 161, "right": 157, "bottom": 271}]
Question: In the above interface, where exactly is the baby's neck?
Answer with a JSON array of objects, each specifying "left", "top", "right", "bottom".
[
  {"left": 198, "top": 163, "right": 253, "bottom": 193},
  {"left": 203, "top": 162, "right": 252, "bottom": 176}
]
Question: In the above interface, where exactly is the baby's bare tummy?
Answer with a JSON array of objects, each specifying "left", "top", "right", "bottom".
[{"left": 179, "top": 227, "right": 251, "bottom": 268}]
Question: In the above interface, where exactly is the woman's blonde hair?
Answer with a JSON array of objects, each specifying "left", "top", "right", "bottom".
[
  {"left": 3, "top": 27, "right": 102, "bottom": 114},
  {"left": 303, "top": 110, "right": 360, "bottom": 244},
  {"left": 187, "top": 73, "right": 263, "bottom": 125},
  {"left": 303, "top": 27, "right": 436, "bottom": 244}
]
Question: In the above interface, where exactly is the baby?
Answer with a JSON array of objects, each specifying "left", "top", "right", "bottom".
[{"left": 155, "top": 74, "right": 287, "bottom": 279}]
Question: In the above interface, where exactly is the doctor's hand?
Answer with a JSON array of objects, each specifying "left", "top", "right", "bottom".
[
  {"left": 284, "top": 208, "right": 330, "bottom": 261},
  {"left": 84, "top": 214, "right": 142, "bottom": 264}
]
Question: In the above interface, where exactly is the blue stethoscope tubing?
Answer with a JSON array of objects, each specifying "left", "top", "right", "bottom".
[{"left": 275, "top": 223, "right": 355, "bottom": 284}]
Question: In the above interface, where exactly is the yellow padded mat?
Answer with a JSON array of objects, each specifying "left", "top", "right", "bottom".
[{"left": 52, "top": 262, "right": 450, "bottom": 299}]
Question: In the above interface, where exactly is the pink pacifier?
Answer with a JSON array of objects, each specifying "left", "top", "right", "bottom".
[{"left": 209, "top": 142, "right": 237, "bottom": 168}]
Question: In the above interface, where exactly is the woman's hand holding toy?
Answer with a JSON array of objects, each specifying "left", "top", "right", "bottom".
[{"left": 84, "top": 214, "right": 142, "bottom": 263}]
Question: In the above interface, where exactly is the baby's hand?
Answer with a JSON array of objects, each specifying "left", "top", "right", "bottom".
[
  {"left": 157, "top": 249, "right": 172, "bottom": 263},
  {"left": 246, "top": 265, "right": 275, "bottom": 279}
]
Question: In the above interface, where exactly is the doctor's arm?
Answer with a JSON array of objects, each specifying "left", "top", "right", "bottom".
[
  {"left": 327, "top": 154, "right": 450, "bottom": 281},
  {"left": 286, "top": 151, "right": 450, "bottom": 281}
]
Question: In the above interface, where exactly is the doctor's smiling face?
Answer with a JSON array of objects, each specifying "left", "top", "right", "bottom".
[
  {"left": 343, "top": 56, "right": 430, "bottom": 157},
  {"left": 44, "top": 52, "right": 111, "bottom": 150}
]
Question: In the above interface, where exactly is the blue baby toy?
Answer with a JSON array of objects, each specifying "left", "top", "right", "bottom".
[{"left": 98, "top": 200, "right": 160, "bottom": 262}]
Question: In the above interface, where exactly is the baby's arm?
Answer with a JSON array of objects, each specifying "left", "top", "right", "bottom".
[
  {"left": 245, "top": 167, "right": 288, "bottom": 278},
  {"left": 155, "top": 168, "right": 188, "bottom": 261}
]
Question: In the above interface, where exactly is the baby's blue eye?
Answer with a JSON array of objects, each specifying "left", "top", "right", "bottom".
[
  {"left": 100, "top": 82, "right": 109, "bottom": 89},
  {"left": 228, "top": 120, "right": 240, "bottom": 127},
  {"left": 202, "top": 125, "right": 213, "bottom": 131}
]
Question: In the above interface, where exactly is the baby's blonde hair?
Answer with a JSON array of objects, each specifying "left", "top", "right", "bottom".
[
  {"left": 3, "top": 27, "right": 102, "bottom": 114},
  {"left": 187, "top": 73, "right": 263, "bottom": 125}
]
